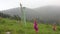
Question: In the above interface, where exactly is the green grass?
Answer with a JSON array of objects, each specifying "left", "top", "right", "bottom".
[{"left": 0, "top": 18, "right": 60, "bottom": 34}]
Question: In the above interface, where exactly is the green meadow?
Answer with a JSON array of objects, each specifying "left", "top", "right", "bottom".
[{"left": 0, "top": 18, "right": 60, "bottom": 34}]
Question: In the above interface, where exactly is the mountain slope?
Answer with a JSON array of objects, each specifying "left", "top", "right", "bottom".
[
  {"left": 1, "top": 6, "right": 60, "bottom": 22},
  {"left": 1, "top": 7, "right": 38, "bottom": 20},
  {"left": 34, "top": 6, "right": 60, "bottom": 21}
]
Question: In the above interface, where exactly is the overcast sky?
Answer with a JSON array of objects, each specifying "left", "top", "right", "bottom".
[{"left": 0, "top": 0, "right": 60, "bottom": 10}]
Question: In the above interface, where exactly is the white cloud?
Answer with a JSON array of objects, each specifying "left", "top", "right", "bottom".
[{"left": 0, "top": 0, "right": 60, "bottom": 10}]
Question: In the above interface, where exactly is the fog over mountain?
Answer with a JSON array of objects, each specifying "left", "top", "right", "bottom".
[
  {"left": 1, "top": 6, "right": 60, "bottom": 21},
  {"left": 34, "top": 6, "right": 60, "bottom": 21},
  {"left": 1, "top": 7, "right": 38, "bottom": 20}
]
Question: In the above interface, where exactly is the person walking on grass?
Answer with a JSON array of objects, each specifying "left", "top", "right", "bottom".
[
  {"left": 33, "top": 19, "right": 38, "bottom": 34},
  {"left": 52, "top": 23, "right": 57, "bottom": 31}
]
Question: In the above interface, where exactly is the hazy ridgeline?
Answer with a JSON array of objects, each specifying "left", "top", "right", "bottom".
[{"left": 0, "top": 6, "right": 60, "bottom": 25}]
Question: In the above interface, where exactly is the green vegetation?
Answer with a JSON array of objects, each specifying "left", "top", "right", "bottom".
[{"left": 0, "top": 18, "right": 60, "bottom": 34}]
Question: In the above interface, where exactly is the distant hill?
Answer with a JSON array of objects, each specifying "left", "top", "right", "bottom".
[
  {"left": 1, "top": 7, "right": 38, "bottom": 20},
  {"left": 1, "top": 6, "right": 60, "bottom": 23},
  {"left": 34, "top": 6, "right": 60, "bottom": 21}
]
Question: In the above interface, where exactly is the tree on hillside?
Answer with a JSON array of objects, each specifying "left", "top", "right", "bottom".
[{"left": 12, "top": 15, "right": 21, "bottom": 20}]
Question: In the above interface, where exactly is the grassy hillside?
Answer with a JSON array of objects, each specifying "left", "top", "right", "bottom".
[{"left": 0, "top": 18, "right": 60, "bottom": 34}]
